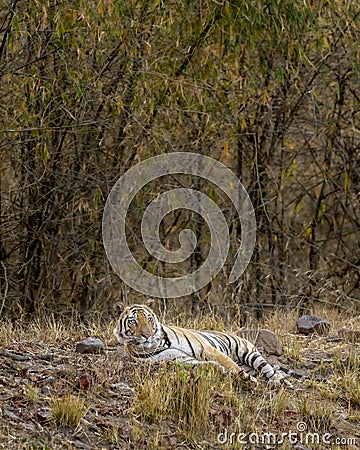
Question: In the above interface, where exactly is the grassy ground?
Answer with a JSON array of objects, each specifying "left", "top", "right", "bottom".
[{"left": 0, "top": 307, "right": 359, "bottom": 449}]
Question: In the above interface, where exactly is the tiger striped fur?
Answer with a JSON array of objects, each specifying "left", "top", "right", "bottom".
[{"left": 114, "top": 304, "right": 292, "bottom": 387}]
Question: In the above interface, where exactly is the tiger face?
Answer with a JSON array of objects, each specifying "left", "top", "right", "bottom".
[{"left": 113, "top": 304, "right": 161, "bottom": 347}]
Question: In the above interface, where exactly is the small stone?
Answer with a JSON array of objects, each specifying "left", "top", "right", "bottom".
[
  {"left": 35, "top": 352, "right": 54, "bottom": 361},
  {"left": 110, "top": 382, "right": 135, "bottom": 395},
  {"left": 3, "top": 409, "right": 21, "bottom": 421},
  {"left": 255, "top": 329, "right": 284, "bottom": 356},
  {"left": 169, "top": 436, "right": 177, "bottom": 448},
  {"left": 36, "top": 408, "right": 51, "bottom": 423},
  {"left": 71, "top": 440, "right": 92, "bottom": 450},
  {"left": 22, "top": 422, "right": 37, "bottom": 433},
  {"left": 287, "top": 368, "right": 307, "bottom": 379},
  {"left": 304, "top": 361, "right": 317, "bottom": 369},
  {"left": 296, "top": 315, "right": 330, "bottom": 335},
  {"left": 41, "top": 386, "right": 51, "bottom": 395},
  {"left": 75, "top": 338, "right": 104, "bottom": 354}
]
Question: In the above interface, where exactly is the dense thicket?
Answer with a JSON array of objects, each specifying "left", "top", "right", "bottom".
[{"left": 1, "top": 0, "right": 359, "bottom": 320}]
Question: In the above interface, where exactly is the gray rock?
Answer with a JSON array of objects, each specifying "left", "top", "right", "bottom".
[
  {"left": 36, "top": 408, "right": 51, "bottom": 423},
  {"left": 255, "top": 329, "right": 284, "bottom": 356},
  {"left": 3, "top": 408, "right": 21, "bottom": 421},
  {"left": 110, "top": 382, "right": 135, "bottom": 395},
  {"left": 296, "top": 315, "right": 330, "bottom": 335},
  {"left": 238, "top": 329, "right": 283, "bottom": 356},
  {"left": 304, "top": 361, "right": 317, "bottom": 369},
  {"left": 75, "top": 338, "right": 104, "bottom": 354},
  {"left": 40, "top": 386, "right": 51, "bottom": 395},
  {"left": 286, "top": 367, "right": 307, "bottom": 379}
]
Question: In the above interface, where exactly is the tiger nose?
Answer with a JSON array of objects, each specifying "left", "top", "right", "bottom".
[{"left": 142, "top": 333, "right": 151, "bottom": 339}]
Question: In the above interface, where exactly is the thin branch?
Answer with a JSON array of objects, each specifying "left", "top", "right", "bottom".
[{"left": 0, "top": 261, "right": 8, "bottom": 316}]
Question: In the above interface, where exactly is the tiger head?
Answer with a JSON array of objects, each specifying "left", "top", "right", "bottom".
[{"left": 113, "top": 304, "right": 161, "bottom": 347}]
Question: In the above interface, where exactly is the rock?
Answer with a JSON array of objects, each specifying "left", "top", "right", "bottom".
[
  {"left": 34, "top": 352, "right": 54, "bottom": 361},
  {"left": 296, "top": 315, "right": 330, "bottom": 335},
  {"left": 41, "top": 386, "right": 51, "bottom": 395},
  {"left": 21, "top": 422, "right": 37, "bottom": 433},
  {"left": 304, "top": 361, "right": 317, "bottom": 369},
  {"left": 338, "top": 328, "right": 360, "bottom": 342},
  {"left": 238, "top": 329, "right": 283, "bottom": 356},
  {"left": 110, "top": 382, "right": 135, "bottom": 395},
  {"left": 3, "top": 409, "right": 21, "bottom": 422},
  {"left": 75, "top": 338, "right": 104, "bottom": 354},
  {"left": 71, "top": 439, "right": 92, "bottom": 450},
  {"left": 286, "top": 368, "right": 307, "bottom": 379},
  {"left": 255, "top": 329, "right": 284, "bottom": 356},
  {"left": 0, "top": 349, "right": 30, "bottom": 361}
]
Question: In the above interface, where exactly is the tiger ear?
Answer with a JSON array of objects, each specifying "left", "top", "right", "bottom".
[
  {"left": 145, "top": 298, "right": 156, "bottom": 309},
  {"left": 113, "top": 301, "right": 124, "bottom": 315}
]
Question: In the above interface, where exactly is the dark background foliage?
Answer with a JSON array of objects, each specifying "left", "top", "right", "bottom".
[{"left": 1, "top": 0, "right": 359, "bottom": 321}]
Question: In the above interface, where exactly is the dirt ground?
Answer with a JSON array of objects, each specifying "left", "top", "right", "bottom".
[{"left": 0, "top": 315, "right": 360, "bottom": 450}]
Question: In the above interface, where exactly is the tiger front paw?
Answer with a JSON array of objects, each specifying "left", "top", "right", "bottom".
[{"left": 269, "top": 371, "right": 294, "bottom": 389}]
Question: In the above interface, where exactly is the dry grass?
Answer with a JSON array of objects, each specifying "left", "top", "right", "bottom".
[
  {"left": 23, "top": 384, "right": 40, "bottom": 405},
  {"left": 0, "top": 307, "right": 359, "bottom": 449},
  {"left": 50, "top": 395, "right": 87, "bottom": 428},
  {"left": 135, "top": 363, "right": 215, "bottom": 440}
]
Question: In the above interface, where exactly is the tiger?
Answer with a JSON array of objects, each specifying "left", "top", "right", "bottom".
[{"left": 113, "top": 304, "right": 292, "bottom": 388}]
